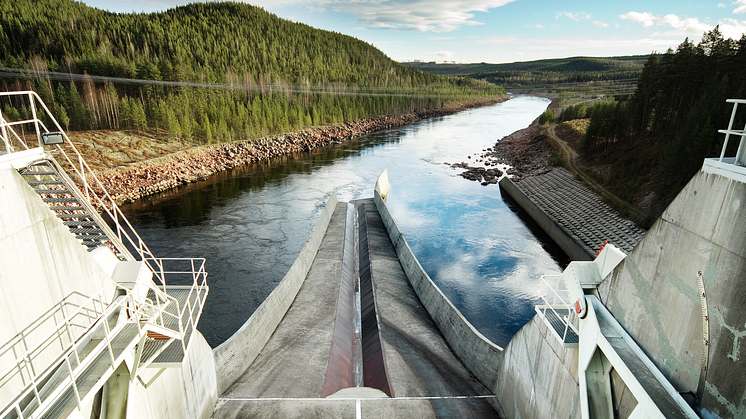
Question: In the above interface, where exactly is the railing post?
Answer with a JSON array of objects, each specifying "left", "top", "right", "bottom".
[
  {"left": 0, "top": 109, "right": 11, "bottom": 153},
  {"left": 65, "top": 356, "right": 83, "bottom": 412},
  {"left": 28, "top": 354, "right": 43, "bottom": 416},
  {"left": 29, "top": 92, "right": 42, "bottom": 148},
  {"left": 102, "top": 306, "right": 117, "bottom": 368},
  {"left": 736, "top": 121, "right": 746, "bottom": 166},
  {"left": 722, "top": 101, "right": 740, "bottom": 162}
]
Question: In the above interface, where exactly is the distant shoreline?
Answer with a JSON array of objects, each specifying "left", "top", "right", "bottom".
[{"left": 92, "top": 97, "right": 507, "bottom": 205}]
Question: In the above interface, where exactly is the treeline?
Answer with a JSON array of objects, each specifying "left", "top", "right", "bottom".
[
  {"left": 0, "top": 0, "right": 504, "bottom": 141},
  {"left": 406, "top": 56, "right": 646, "bottom": 86},
  {"left": 562, "top": 27, "right": 746, "bottom": 206}
]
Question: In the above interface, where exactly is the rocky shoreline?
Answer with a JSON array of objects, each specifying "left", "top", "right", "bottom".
[
  {"left": 96, "top": 98, "right": 505, "bottom": 204},
  {"left": 449, "top": 97, "right": 559, "bottom": 185}
]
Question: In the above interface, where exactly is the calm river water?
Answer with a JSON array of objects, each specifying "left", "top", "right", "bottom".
[{"left": 120, "top": 95, "right": 567, "bottom": 348}]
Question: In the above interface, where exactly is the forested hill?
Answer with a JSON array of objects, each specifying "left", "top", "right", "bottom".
[
  {"left": 0, "top": 0, "right": 504, "bottom": 141},
  {"left": 405, "top": 56, "right": 646, "bottom": 86},
  {"left": 557, "top": 27, "right": 746, "bottom": 220}
]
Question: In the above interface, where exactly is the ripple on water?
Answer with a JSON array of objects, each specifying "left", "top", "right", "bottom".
[{"left": 121, "top": 96, "right": 566, "bottom": 348}]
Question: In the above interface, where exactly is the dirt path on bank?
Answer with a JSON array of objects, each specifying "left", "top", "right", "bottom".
[{"left": 546, "top": 124, "right": 643, "bottom": 220}]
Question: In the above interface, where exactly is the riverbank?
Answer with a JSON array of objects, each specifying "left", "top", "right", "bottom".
[{"left": 76, "top": 98, "right": 505, "bottom": 205}]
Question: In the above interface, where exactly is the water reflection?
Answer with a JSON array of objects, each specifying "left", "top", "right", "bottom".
[{"left": 121, "top": 96, "right": 563, "bottom": 347}]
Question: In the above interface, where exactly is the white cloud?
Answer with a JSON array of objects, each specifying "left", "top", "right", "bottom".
[
  {"left": 556, "top": 11, "right": 590, "bottom": 21},
  {"left": 659, "top": 14, "right": 712, "bottom": 34},
  {"left": 535, "top": 24, "right": 544, "bottom": 28},
  {"left": 320, "top": 0, "right": 517, "bottom": 32},
  {"left": 735, "top": 0, "right": 746, "bottom": 13},
  {"left": 619, "top": 11, "right": 656, "bottom": 27},
  {"left": 718, "top": 18, "right": 746, "bottom": 38},
  {"left": 620, "top": 11, "right": 746, "bottom": 40},
  {"left": 593, "top": 21, "right": 608, "bottom": 27}
]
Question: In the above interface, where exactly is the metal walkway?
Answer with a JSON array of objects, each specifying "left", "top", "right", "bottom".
[{"left": 213, "top": 199, "right": 501, "bottom": 418}]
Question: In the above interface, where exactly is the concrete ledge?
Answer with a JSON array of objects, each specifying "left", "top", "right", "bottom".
[
  {"left": 373, "top": 191, "right": 504, "bottom": 392},
  {"left": 499, "top": 176, "right": 594, "bottom": 261},
  {"left": 213, "top": 194, "right": 339, "bottom": 395}
]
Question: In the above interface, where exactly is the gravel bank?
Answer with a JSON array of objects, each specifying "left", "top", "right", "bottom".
[{"left": 95, "top": 98, "right": 505, "bottom": 204}]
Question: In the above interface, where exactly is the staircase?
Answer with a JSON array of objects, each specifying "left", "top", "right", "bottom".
[
  {"left": 19, "top": 161, "right": 113, "bottom": 253},
  {"left": 0, "top": 91, "right": 209, "bottom": 419}
]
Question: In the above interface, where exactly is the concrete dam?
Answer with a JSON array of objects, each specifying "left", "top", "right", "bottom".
[{"left": 1, "top": 91, "right": 746, "bottom": 418}]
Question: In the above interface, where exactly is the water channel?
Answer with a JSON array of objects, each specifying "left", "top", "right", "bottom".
[{"left": 120, "top": 95, "right": 567, "bottom": 348}]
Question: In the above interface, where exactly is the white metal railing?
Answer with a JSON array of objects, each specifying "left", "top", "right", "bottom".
[
  {"left": 0, "top": 258, "right": 207, "bottom": 419},
  {"left": 0, "top": 91, "right": 170, "bottom": 286},
  {"left": 718, "top": 99, "right": 746, "bottom": 166},
  {"left": 536, "top": 274, "right": 578, "bottom": 344}
]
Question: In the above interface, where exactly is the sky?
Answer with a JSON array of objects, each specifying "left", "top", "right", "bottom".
[{"left": 81, "top": 0, "right": 746, "bottom": 64}]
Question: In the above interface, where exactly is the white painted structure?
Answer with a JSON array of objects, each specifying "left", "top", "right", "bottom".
[{"left": 0, "top": 92, "right": 216, "bottom": 419}]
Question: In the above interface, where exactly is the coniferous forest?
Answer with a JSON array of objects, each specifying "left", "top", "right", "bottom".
[
  {"left": 557, "top": 27, "right": 746, "bottom": 213},
  {"left": 0, "top": 0, "right": 504, "bottom": 143}
]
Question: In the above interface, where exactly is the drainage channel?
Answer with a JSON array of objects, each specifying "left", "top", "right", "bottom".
[{"left": 321, "top": 202, "right": 392, "bottom": 398}]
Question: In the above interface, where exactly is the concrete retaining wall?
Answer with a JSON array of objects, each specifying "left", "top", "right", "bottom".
[
  {"left": 127, "top": 332, "right": 218, "bottom": 419},
  {"left": 499, "top": 177, "right": 594, "bottom": 261},
  {"left": 598, "top": 168, "right": 746, "bottom": 418},
  {"left": 0, "top": 165, "right": 116, "bottom": 408},
  {"left": 213, "top": 194, "right": 339, "bottom": 395},
  {"left": 373, "top": 191, "right": 504, "bottom": 392},
  {"left": 495, "top": 315, "right": 581, "bottom": 419}
]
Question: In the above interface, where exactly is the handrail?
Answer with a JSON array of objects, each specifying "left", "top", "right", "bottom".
[
  {"left": 0, "top": 91, "right": 167, "bottom": 285},
  {"left": 536, "top": 274, "right": 578, "bottom": 343},
  {"left": 718, "top": 99, "right": 746, "bottom": 166},
  {"left": 0, "top": 258, "right": 208, "bottom": 418}
]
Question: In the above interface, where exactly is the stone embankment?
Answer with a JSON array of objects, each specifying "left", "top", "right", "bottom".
[
  {"left": 97, "top": 99, "right": 504, "bottom": 204},
  {"left": 473, "top": 112, "right": 647, "bottom": 259}
]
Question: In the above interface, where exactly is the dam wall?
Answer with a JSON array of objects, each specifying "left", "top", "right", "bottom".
[
  {"left": 494, "top": 315, "right": 581, "bottom": 419},
  {"left": 598, "top": 165, "right": 746, "bottom": 418},
  {"left": 213, "top": 194, "right": 339, "bottom": 395},
  {"left": 127, "top": 332, "right": 218, "bottom": 419},
  {"left": 499, "top": 175, "right": 594, "bottom": 261},
  {"left": 0, "top": 162, "right": 116, "bottom": 409},
  {"left": 0, "top": 159, "right": 218, "bottom": 419},
  {"left": 499, "top": 169, "right": 645, "bottom": 261},
  {"left": 373, "top": 191, "right": 504, "bottom": 392},
  {"left": 0, "top": 164, "right": 113, "bottom": 346}
]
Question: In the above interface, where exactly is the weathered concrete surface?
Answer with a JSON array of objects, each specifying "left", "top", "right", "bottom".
[
  {"left": 373, "top": 192, "right": 504, "bottom": 398},
  {"left": 127, "top": 332, "right": 218, "bottom": 419},
  {"left": 599, "top": 168, "right": 746, "bottom": 418},
  {"left": 361, "top": 199, "right": 499, "bottom": 414},
  {"left": 0, "top": 165, "right": 114, "bottom": 410},
  {"left": 218, "top": 202, "right": 346, "bottom": 399},
  {"left": 495, "top": 316, "right": 581, "bottom": 419},
  {"left": 499, "top": 169, "right": 645, "bottom": 260},
  {"left": 0, "top": 162, "right": 218, "bottom": 419},
  {"left": 212, "top": 194, "right": 339, "bottom": 395},
  {"left": 213, "top": 198, "right": 500, "bottom": 418}
]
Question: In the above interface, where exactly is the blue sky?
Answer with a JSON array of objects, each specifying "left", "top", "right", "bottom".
[{"left": 82, "top": 0, "right": 746, "bottom": 63}]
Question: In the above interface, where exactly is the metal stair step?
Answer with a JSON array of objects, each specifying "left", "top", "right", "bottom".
[
  {"left": 68, "top": 227, "right": 105, "bottom": 235},
  {"left": 34, "top": 189, "right": 72, "bottom": 195},
  {"left": 77, "top": 235, "right": 108, "bottom": 242},
  {"left": 22, "top": 171, "right": 57, "bottom": 176},
  {"left": 27, "top": 180, "right": 65, "bottom": 185},
  {"left": 55, "top": 211, "right": 90, "bottom": 217},
  {"left": 42, "top": 197, "right": 80, "bottom": 204},
  {"left": 62, "top": 220, "right": 100, "bottom": 227}
]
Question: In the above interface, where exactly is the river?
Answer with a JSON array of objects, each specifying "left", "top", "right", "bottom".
[{"left": 120, "top": 95, "right": 566, "bottom": 348}]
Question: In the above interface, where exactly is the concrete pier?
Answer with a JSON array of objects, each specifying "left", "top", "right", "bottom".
[
  {"left": 499, "top": 168, "right": 645, "bottom": 260},
  {"left": 212, "top": 198, "right": 501, "bottom": 418}
]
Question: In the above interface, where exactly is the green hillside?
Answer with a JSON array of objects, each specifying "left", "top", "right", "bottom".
[
  {"left": 0, "top": 0, "right": 504, "bottom": 141},
  {"left": 406, "top": 55, "right": 646, "bottom": 87}
]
